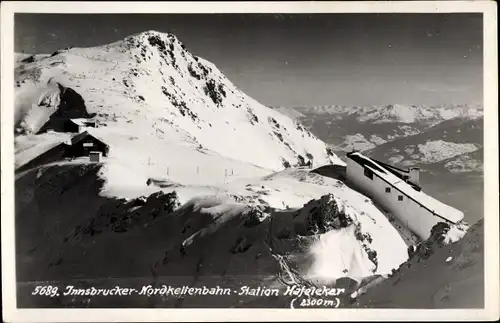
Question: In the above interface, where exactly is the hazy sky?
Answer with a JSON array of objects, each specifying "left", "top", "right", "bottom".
[{"left": 15, "top": 13, "right": 483, "bottom": 107}]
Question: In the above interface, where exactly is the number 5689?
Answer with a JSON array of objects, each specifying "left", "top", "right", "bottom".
[{"left": 32, "top": 285, "right": 59, "bottom": 297}]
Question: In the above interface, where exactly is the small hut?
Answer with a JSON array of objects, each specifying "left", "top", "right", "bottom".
[{"left": 65, "top": 131, "right": 109, "bottom": 159}]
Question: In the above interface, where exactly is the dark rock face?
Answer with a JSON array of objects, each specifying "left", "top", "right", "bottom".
[
  {"left": 188, "top": 63, "right": 202, "bottom": 80},
  {"left": 21, "top": 55, "right": 35, "bottom": 63},
  {"left": 147, "top": 34, "right": 179, "bottom": 70},
  {"left": 281, "top": 158, "right": 291, "bottom": 169},
  {"left": 57, "top": 85, "right": 90, "bottom": 118},
  {"left": 37, "top": 84, "right": 91, "bottom": 134},
  {"left": 409, "top": 222, "right": 451, "bottom": 261},
  {"left": 354, "top": 223, "right": 378, "bottom": 272},
  {"left": 204, "top": 79, "right": 224, "bottom": 106},
  {"left": 294, "top": 194, "right": 353, "bottom": 235},
  {"left": 161, "top": 86, "right": 199, "bottom": 122},
  {"left": 68, "top": 190, "right": 181, "bottom": 241},
  {"left": 242, "top": 208, "right": 266, "bottom": 228}
]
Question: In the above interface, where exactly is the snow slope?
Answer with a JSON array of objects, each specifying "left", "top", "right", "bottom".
[{"left": 14, "top": 31, "right": 342, "bottom": 175}]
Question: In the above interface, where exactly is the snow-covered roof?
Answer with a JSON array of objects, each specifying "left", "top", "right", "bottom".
[
  {"left": 69, "top": 118, "right": 88, "bottom": 126},
  {"left": 69, "top": 118, "right": 97, "bottom": 127},
  {"left": 347, "top": 152, "right": 464, "bottom": 224},
  {"left": 69, "top": 130, "right": 108, "bottom": 147}
]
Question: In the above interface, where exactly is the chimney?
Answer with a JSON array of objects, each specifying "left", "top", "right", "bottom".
[{"left": 409, "top": 167, "right": 420, "bottom": 186}]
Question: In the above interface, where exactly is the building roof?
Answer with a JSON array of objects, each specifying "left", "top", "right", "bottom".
[
  {"left": 346, "top": 152, "right": 387, "bottom": 174},
  {"left": 69, "top": 118, "right": 88, "bottom": 127},
  {"left": 346, "top": 152, "right": 464, "bottom": 224},
  {"left": 69, "top": 118, "right": 98, "bottom": 127},
  {"left": 68, "top": 130, "right": 108, "bottom": 147},
  {"left": 370, "top": 159, "right": 419, "bottom": 188}
]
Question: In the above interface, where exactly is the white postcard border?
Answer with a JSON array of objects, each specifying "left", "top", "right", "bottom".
[{"left": 1, "top": 1, "right": 498, "bottom": 322}]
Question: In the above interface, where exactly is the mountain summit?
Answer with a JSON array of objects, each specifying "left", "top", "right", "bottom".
[{"left": 15, "top": 30, "right": 342, "bottom": 176}]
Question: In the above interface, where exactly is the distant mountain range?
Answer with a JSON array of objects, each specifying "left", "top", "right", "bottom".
[
  {"left": 277, "top": 103, "right": 483, "bottom": 120},
  {"left": 270, "top": 104, "right": 483, "bottom": 169}
]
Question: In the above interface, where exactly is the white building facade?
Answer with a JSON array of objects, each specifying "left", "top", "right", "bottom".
[{"left": 346, "top": 152, "right": 464, "bottom": 240}]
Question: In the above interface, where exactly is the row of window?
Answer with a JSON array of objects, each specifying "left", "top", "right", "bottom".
[{"left": 364, "top": 168, "right": 404, "bottom": 201}]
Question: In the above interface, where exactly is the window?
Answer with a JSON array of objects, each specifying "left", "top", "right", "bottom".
[
  {"left": 364, "top": 168, "right": 373, "bottom": 180},
  {"left": 398, "top": 195, "right": 403, "bottom": 201},
  {"left": 385, "top": 187, "right": 391, "bottom": 193}
]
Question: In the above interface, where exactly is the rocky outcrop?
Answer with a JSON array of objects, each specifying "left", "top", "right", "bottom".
[
  {"left": 37, "top": 84, "right": 91, "bottom": 134},
  {"left": 293, "top": 194, "right": 353, "bottom": 235}
]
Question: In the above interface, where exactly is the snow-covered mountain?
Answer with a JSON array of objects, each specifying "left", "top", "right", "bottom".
[{"left": 15, "top": 30, "right": 341, "bottom": 176}]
